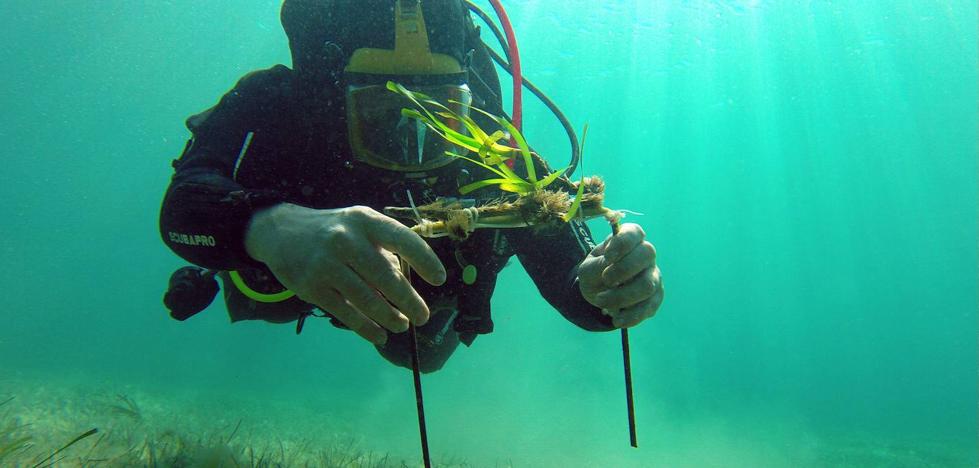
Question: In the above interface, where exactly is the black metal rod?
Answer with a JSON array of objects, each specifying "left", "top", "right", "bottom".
[
  {"left": 400, "top": 257, "right": 432, "bottom": 468},
  {"left": 609, "top": 220, "right": 638, "bottom": 448},
  {"left": 622, "top": 328, "right": 638, "bottom": 448},
  {"left": 408, "top": 323, "right": 432, "bottom": 468}
]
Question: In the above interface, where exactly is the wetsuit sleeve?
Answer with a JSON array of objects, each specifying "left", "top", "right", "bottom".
[
  {"left": 159, "top": 71, "right": 285, "bottom": 270},
  {"left": 507, "top": 220, "right": 616, "bottom": 332}
]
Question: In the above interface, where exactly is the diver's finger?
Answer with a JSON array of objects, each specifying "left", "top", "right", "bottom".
[
  {"left": 613, "top": 298, "right": 651, "bottom": 329},
  {"left": 579, "top": 237, "right": 613, "bottom": 286},
  {"left": 593, "top": 266, "right": 656, "bottom": 309},
  {"left": 590, "top": 235, "right": 612, "bottom": 257},
  {"left": 331, "top": 266, "right": 409, "bottom": 333},
  {"left": 614, "top": 281, "right": 664, "bottom": 328},
  {"left": 303, "top": 288, "right": 388, "bottom": 345},
  {"left": 346, "top": 241, "right": 430, "bottom": 326},
  {"left": 605, "top": 223, "right": 645, "bottom": 263},
  {"left": 365, "top": 213, "right": 447, "bottom": 286},
  {"left": 602, "top": 241, "right": 656, "bottom": 287}
]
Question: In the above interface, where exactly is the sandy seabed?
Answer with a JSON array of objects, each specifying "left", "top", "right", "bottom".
[
  {"left": 0, "top": 373, "right": 973, "bottom": 467},
  {"left": 0, "top": 373, "right": 444, "bottom": 467}
]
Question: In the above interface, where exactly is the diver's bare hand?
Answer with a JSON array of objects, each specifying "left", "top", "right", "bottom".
[
  {"left": 578, "top": 223, "right": 663, "bottom": 328},
  {"left": 244, "top": 203, "right": 446, "bottom": 345}
]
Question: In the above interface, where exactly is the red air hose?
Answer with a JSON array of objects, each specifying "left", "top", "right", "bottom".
[{"left": 488, "top": 0, "right": 523, "bottom": 133}]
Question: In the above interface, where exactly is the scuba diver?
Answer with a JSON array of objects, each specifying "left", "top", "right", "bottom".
[{"left": 159, "top": 0, "right": 663, "bottom": 373}]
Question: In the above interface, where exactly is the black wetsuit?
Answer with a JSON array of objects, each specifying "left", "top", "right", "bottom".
[{"left": 159, "top": 61, "right": 613, "bottom": 374}]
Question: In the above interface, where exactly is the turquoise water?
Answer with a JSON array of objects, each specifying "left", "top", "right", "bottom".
[{"left": 0, "top": 1, "right": 975, "bottom": 466}]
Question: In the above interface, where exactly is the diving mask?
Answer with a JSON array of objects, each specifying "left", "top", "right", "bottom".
[{"left": 346, "top": 81, "right": 472, "bottom": 172}]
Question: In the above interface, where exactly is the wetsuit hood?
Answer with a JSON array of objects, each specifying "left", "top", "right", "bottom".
[{"left": 280, "top": 0, "right": 474, "bottom": 81}]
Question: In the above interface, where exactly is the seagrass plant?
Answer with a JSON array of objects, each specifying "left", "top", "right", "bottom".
[{"left": 385, "top": 81, "right": 616, "bottom": 239}]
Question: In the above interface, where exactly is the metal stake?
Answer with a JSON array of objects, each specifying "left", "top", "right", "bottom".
[
  {"left": 610, "top": 220, "right": 638, "bottom": 448},
  {"left": 408, "top": 323, "right": 432, "bottom": 468},
  {"left": 401, "top": 259, "right": 432, "bottom": 468},
  {"left": 622, "top": 328, "right": 638, "bottom": 447}
]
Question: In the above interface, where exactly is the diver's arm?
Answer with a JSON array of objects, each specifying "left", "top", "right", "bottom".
[
  {"left": 159, "top": 70, "right": 286, "bottom": 271},
  {"left": 508, "top": 220, "right": 616, "bottom": 332},
  {"left": 160, "top": 166, "right": 282, "bottom": 271}
]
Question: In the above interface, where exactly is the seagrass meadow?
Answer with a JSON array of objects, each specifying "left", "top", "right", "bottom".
[{"left": 0, "top": 1, "right": 975, "bottom": 466}]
